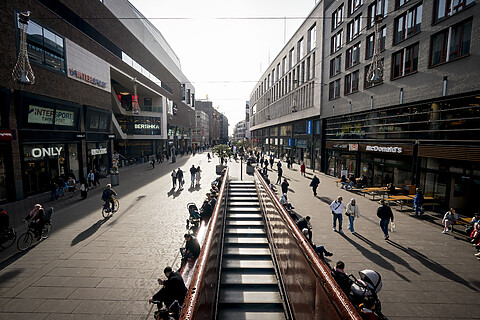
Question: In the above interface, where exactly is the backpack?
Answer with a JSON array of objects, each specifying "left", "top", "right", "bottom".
[{"left": 102, "top": 189, "right": 110, "bottom": 200}]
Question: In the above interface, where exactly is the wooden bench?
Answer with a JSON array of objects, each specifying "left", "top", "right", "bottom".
[{"left": 451, "top": 217, "right": 472, "bottom": 233}]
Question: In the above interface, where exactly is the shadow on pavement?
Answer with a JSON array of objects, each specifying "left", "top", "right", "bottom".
[
  {"left": 353, "top": 232, "right": 420, "bottom": 275},
  {"left": 339, "top": 232, "right": 410, "bottom": 282},
  {"left": 0, "top": 268, "right": 24, "bottom": 283},
  {"left": 387, "top": 240, "right": 479, "bottom": 292},
  {"left": 71, "top": 218, "right": 109, "bottom": 246},
  {"left": 0, "top": 250, "right": 30, "bottom": 271},
  {"left": 315, "top": 196, "right": 334, "bottom": 206}
]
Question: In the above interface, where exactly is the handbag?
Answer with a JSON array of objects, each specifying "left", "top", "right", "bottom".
[{"left": 390, "top": 222, "right": 396, "bottom": 232}]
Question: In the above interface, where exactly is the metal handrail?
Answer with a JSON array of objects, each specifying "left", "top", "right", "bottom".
[
  {"left": 254, "top": 168, "right": 362, "bottom": 320},
  {"left": 179, "top": 167, "right": 229, "bottom": 320}
]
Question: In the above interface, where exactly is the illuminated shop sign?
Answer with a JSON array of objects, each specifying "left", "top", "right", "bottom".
[
  {"left": 28, "top": 105, "right": 75, "bottom": 126},
  {"left": 69, "top": 68, "right": 107, "bottom": 88},
  {"left": 366, "top": 145, "right": 403, "bottom": 153},
  {"left": 31, "top": 147, "right": 63, "bottom": 158},
  {"left": 91, "top": 148, "right": 107, "bottom": 155},
  {"left": 0, "top": 130, "right": 13, "bottom": 140},
  {"left": 134, "top": 124, "right": 160, "bottom": 130}
]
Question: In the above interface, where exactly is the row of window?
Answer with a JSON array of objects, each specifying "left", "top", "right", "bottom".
[
  {"left": 328, "top": 17, "right": 472, "bottom": 100},
  {"left": 253, "top": 24, "right": 317, "bottom": 103},
  {"left": 331, "top": 0, "right": 473, "bottom": 35}
]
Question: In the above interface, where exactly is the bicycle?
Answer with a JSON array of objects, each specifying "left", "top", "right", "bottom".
[
  {"left": 17, "top": 207, "right": 53, "bottom": 251},
  {"left": 0, "top": 227, "right": 16, "bottom": 249},
  {"left": 102, "top": 198, "right": 119, "bottom": 218}
]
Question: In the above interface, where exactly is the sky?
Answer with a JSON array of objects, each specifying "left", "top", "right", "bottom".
[{"left": 128, "top": 0, "right": 318, "bottom": 135}]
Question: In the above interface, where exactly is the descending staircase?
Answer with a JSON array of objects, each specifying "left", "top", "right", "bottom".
[{"left": 216, "top": 180, "right": 288, "bottom": 320}]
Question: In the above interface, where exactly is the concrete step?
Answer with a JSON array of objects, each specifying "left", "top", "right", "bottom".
[
  {"left": 219, "top": 288, "right": 283, "bottom": 304},
  {"left": 227, "top": 213, "right": 262, "bottom": 219},
  {"left": 225, "top": 228, "right": 266, "bottom": 235},
  {"left": 228, "top": 197, "right": 259, "bottom": 202},
  {"left": 228, "top": 201, "right": 260, "bottom": 207},
  {"left": 226, "top": 220, "right": 264, "bottom": 227},
  {"left": 230, "top": 181, "right": 255, "bottom": 185},
  {"left": 222, "top": 259, "right": 274, "bottom": 269},
  {"left": 224, "top": 247, "right": 271, "bottom": 256},
  {"left": 220, "top": 272, "right": 278, "bottom": 285},
  {"left": 227, "top": 207, "right": 261, "bottom": 212},
  {"left": 217, "top": 310, "right": 286, "bottom": 320},
  {"left": 229, "top": 192, "right": 258, "bottom": 197}
]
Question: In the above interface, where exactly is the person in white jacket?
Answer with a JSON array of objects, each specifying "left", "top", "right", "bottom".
[
  {"left": 330, "top": 196, "right": 344, "bottom": 233},
  {"left": 345, "top": 198, "right": 360, "bottom": 233}
]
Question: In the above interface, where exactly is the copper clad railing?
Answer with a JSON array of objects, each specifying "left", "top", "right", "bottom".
[
  {"left": 179, "top": 168, "right": 229, "bottom": 320},
  {"left": 254, "top": 168, "right": 361, "bottom": 320}
]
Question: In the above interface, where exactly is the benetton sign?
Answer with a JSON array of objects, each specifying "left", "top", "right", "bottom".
[{"left": 69, "top": 68, "right": 107, "bottom": 88}]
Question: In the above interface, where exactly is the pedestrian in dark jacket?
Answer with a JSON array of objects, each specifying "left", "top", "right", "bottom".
[
  {"left": 180, "top": 234, "right": 201, "bottom": 268},
  {"left": 176, "top": 168, "right": 184, "bottom": 189},
  {"left": 414, "top": 188, "right": 424, "bottom": 217},
  {"left": 281, "top": 179, "right": 289, "bottom": 194},
  {"left": 149, "top": 266, "right": 187, "bottom": 308},
  {"left": 296, "top": 216, "right": 312, "bottom": 241},
  {"left": 276, "top": 167, "right": 283, "bottom": 185},
  {"left": 310, "top": 175, "right": 320, "bottom": 196},
  {"left": 93, "top": 169, "right": 100, "bottom": 186},
  {"left": 377, "top": 199, "right": 394, "bottom": 240}
]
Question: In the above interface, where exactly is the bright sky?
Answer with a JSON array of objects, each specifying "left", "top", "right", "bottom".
[{"left": 128, "top": 0, "right": 317, "bottom": 135}]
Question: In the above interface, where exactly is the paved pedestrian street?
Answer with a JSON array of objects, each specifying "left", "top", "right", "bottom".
[{"left": 0, "top": 152, "right": 217, "bottom": 320}]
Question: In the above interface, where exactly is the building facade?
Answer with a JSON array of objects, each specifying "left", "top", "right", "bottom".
[
  {"left": 192, "top": 110, "right": 209, "bottom": 148},
  {"left": 0, "top": 0, "right": 194, "bottom": 201},
  {"left": 250, "top": 0, "right": 480, "bottom": 214}
]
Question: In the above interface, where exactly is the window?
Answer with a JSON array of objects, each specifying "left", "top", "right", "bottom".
[
  {"left": 391, "top": 42, "right": 419, "bottom": 79},
  {"left": 368, "top": 0, "right": 388, "bottom": 28},
  {"left": 331, "top": 29, "right": 344, "bottom": 54},
  {"left": 394, "top": 4, "right": 422, "bottom": 44},
  {"left": 297, "top": 38, "right": 304, "bottom": 62},
  {"left": 434, "top": 0, "right": 475, "bottom": 23},
  {"left": 366, "top": 26, "right": 386, "bottom": 59},
  {"left": 308, "top": 25, "right": 317, "bottom": 52},
  {"left": 276, "top": 63, "right": 280, "bottom": 81},
  {"left": 332, "top": 4, "right": 345, "bottom": 30},
  {"left": 282, "top": 56, "right": 287, "bottom": 75},
  {"left": 346, "top": 42, "right": 361, "bottom": 69},
  {"left": 330, "top": 55, "right": 342, "bottom": 77},
  {"left": 347, "top": 14, "right": 362, "bottom": 42},
  {"left": 364, "top": 59, "right": 384, "bottom": 88},
  {"left": 345, "top": 70, "right": 359, "bottom": 94},
  {"left": 329, "top": 79, "right": 341, "bottom": 100},
  {"left": 395, "top": 0, "right": 411, "bottom": 9},
  {"left": 289, "top": 48, "right": 295, "bottom": 69},
  {"left": 430, "top": 19, "right": 472, "bottom": 66},
  {"left": 19, "top": 16, "right": 66, "bottom": 73},
  {"left": 348, "top": 0, "right": 363, "bottom": 16}
]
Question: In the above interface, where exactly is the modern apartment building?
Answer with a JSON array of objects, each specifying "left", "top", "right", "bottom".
[
  {"left": 233, "top": 120, "right": 246, "bottom": 141},
  {"left": 0, "top": 0, "right": 194, "bottom": 201},
  {"left": 250, "top": 0, "right": 480, "bottom": 213}
]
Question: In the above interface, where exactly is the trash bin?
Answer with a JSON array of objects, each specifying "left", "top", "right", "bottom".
[{"left": 110, "top": 173, "right": 119, "bottom": 186}]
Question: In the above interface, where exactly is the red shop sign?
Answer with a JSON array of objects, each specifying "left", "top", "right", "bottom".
[{"left": 0, "top": 130, "right": 13, "bottom": 140}]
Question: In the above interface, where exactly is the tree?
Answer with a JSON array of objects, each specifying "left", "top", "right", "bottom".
[{"left": 212, "top": 144, "right": 233, "bottom": 164}]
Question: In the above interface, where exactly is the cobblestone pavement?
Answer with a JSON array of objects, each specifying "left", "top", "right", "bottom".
[
  {"left": 241, "top": 159, "right": 480, "bottom": 320},
  {"left": 0, "top": 151, "right": 217, "bottom": 320}
]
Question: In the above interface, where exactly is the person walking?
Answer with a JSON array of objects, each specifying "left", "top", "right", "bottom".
[
  {"left": 345, "top": 198, "right": 360, "bottom": 233},
  {"left": 310, "top": 175, "right": 320, "bottom": 196},
  {"left": 190, "top": 165, "right": 197, "bottom": 187},
  {"left": 287, "top": 158, "right": 292, "bottom": 169},
  {"left": 300, "top": 162, "right": 306, "bottom": 177},
  {"left": 177, "top": 168, "right": 184, "bottom": 189},
  {"left": 276, "top": 166, "right": 283, "bottom": 185},
  {"left": 330, "top": 196, "right": 344, "bottom": 233},
  {"left": 93, "top": 169, "right": 100, "bottom": 186},
  {"left": 87, "top": 170, "right": 95, "bottom": 188},
  {"left": 171, "top": 169, "right": 177, "bottom": 189},
  {"left": 414, "top": 188, "right": 424, "bottom": 217},
  {"left": 195, "top": 166, "right": 202, "bottom": 185},
  {"left": 377, "top": 199, "right": 394, "bottom": 240},
  {"left": 277, "top": 160, "right": 282, "bottom": 170},
  {"left": 281, "top": 178, "right": 289, "bottom": 195},
  {"left": 207, "top": 153, "right": 211, "bottom": 162}
]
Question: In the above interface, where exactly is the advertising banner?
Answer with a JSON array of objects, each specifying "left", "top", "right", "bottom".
[{"left": 28, "top": 105, "right": 75, "bottom": 126}]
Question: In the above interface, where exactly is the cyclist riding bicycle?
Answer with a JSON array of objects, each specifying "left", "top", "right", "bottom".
[
  {"left": 102, "top": 184, "right": 117, "bottom": 212},
  {"left": 23, "top": 204, "right": 46, "bottom": 240}
]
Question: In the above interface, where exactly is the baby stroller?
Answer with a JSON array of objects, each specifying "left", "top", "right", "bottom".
[
  {"left": 348, "top": 269, "right": 388, "bottom": 319},
  {"left": 186, "top": 203, "right": 201, "bottom": 233}
]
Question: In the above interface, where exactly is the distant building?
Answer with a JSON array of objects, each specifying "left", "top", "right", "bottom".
[
  {"left": 192, "top": 110, "right": 209, "bottom": 148},
  {"left": 233, "top": 120, "right": 246, "bottom": 141},
  {"left": 245, "top": 101, "right": 251, "bottom": 139},
  {"left": 221, "top": 114, "right": 229, "bottom": 144}
]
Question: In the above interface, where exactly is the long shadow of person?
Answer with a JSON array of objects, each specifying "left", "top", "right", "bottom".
[
  {"left": 387, "top": 240, "right": 479, "bottom": 292},
  {"left": 71, "top": 218, "right": 109, "bottom": 246},
  {"left": 353, "top": 232, "right": 420, "bottom": 275},
  {"left": 167, "top": 188, "right": 175, "bottom": 197},
  {"left": 339, "top": 233, "right": 410, "bottom": 282}
]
